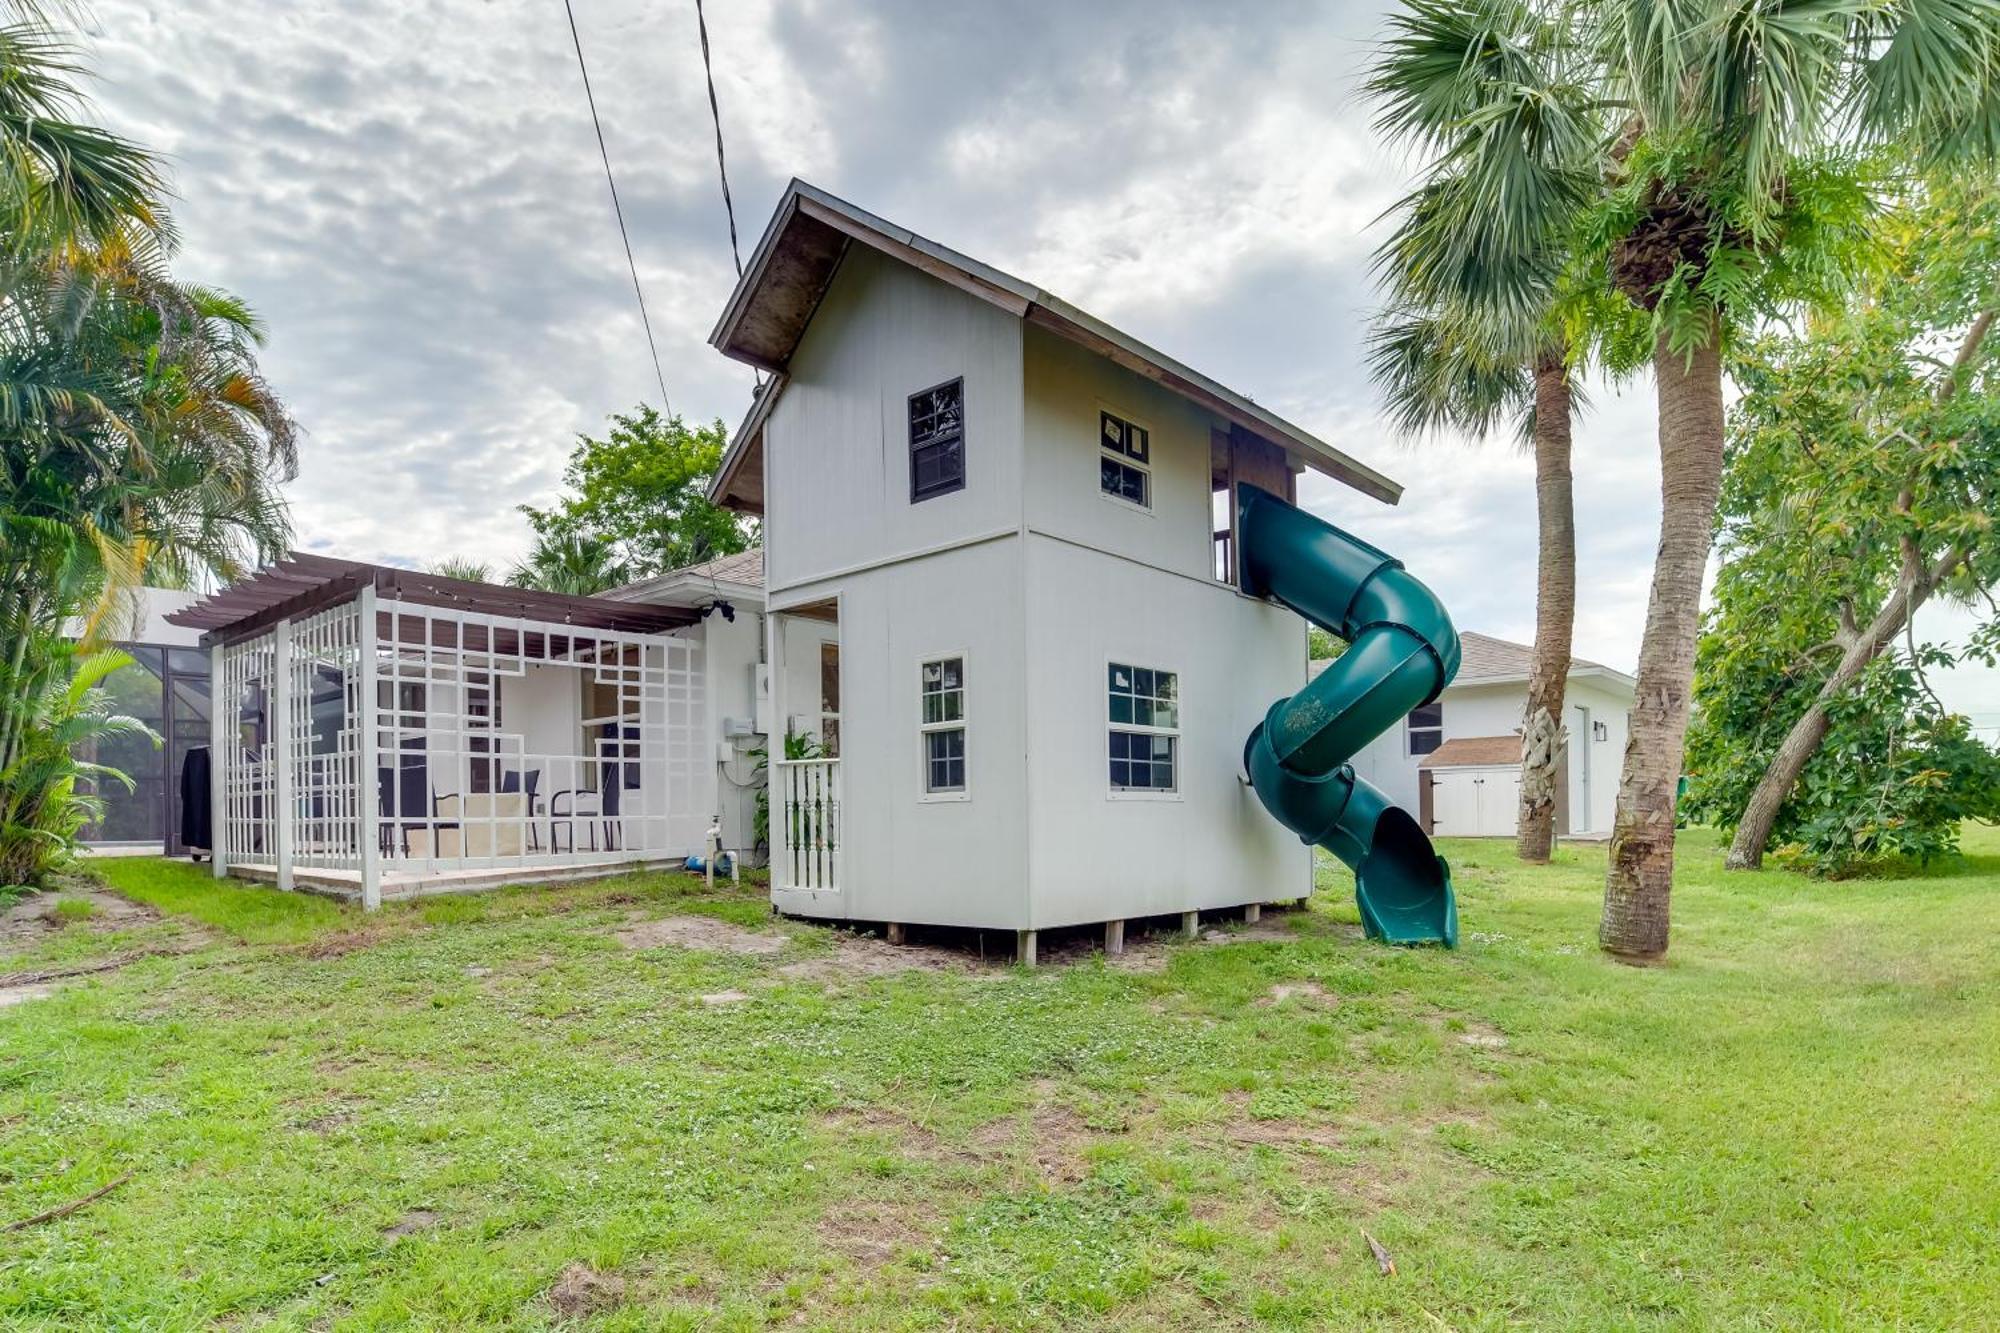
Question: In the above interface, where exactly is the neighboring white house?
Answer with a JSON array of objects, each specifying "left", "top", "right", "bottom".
[
  {"left": 698, "top": 180, "right": 1418, "bottom": 956},
  {"left": 1346, "top": 631, "right": 1635, "bottom": 839}
]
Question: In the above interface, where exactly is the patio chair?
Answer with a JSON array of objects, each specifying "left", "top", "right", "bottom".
[
  {"left": 376, "top": 759, "right": 459, "bottom": 857},
  {"left": 500, "top": 768, "right": 542, "bottom": 852},
  {"left": 550, "top": 757, "right": 622, "bottom": 853}
]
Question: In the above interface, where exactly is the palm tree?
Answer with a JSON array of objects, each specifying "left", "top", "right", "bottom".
[
  {"left": 1369, "top": 0, "right": 2000, "bottom": 960},
  {"left": 0, "top": 16, "right": 165, "bottom": 260},
  {"left": 1367, "top": 310, "right": 1579, "bottom": 863},
  {"left": 1364, "top": 0, "right": 1614, "bottom": 863},
  {"left": 429, "top": 556, "right": 494, "bottom": 584},
  {"left": 508, "top": 532, "right": 630, "bottom": 596},
  {"left": 0, "top": 6, "right": 297, "bottom": 882}
]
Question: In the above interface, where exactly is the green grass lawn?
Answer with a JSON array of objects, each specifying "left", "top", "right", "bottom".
[{"left": 2, "top": 830, "right": 1997, "bottom": 1330}]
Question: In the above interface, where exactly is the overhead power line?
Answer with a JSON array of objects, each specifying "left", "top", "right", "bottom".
[
  {"left": 694, "top": 0, "right": 745, "bottom": 278},
  {"left": 561, "top": 0, "right": 672, "bottom": 415}
]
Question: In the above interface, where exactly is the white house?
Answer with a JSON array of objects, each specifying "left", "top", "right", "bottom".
[
  {"left": 698, "top": 180, "right": 1429, "bottom": 959},
  {"left": 1346, "top": 631, "right": 1635, "bottom": 838}
]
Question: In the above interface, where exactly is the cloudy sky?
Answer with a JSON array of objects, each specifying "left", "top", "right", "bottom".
[{"left": 78, "top": 0, "right": 1994, "bottom": 716}]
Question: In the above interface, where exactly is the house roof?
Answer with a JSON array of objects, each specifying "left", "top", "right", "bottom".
[
  {"left": 1452, "top": 631, "right": 1633, "bottom": 690},
  {"left": 1307, "top": 630, "right": 1635, "bottom": 693},
  {"left": 604, "top": 548, "right": 765, "bottom": 610},
  {"left": 164, "top": 553, "right": 699, "bottom": 644},
  {"left": 1418, "top": 735, "right": 1522, "bottom": 769},
  {"left": 705, "top": 180, "right": 1404, "bottom": 515}
]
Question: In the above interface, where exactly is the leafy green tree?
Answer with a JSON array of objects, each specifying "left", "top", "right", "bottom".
[
  {"left": 1686, "top": 182, "right": 2000, "bottom": 869},
  {"left": 0, "top": 6, "right": 295, "bottom": 882},
  {"left": 519, "top": 406, "right": 752, "bottom": 581},
  {"left": 1368, "top": 0, "right": 2000, "bottom": 959},
  {"left": 0, "top": 644, "right": 155, "bottom": 886}
]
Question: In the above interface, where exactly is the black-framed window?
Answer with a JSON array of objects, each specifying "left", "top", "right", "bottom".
[
  {"left": 1108, "top": 662, "right": 1179, "bottom": 793},
  {"left": 909, "top": 377, "right": 965, "bottom": 502},
  {"left": 1407, "top": 701, "right": 1443, "bottom": 756},
  {"left": 1100, "top": 411, "right": 1150, "bottom": 508}
]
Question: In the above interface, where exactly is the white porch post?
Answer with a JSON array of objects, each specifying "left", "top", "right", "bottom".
[
  {"left": 355, "top": 586, "right": 381, "bottom": 911},
  {"left": 767, "top": 609, "right": 785, "bottom": 888},
  {"left": 209, "top": 640, "right": 227, "bottom": 879},
  {"left": 271, "top": 617, "right": 294, "bottom": 892}
]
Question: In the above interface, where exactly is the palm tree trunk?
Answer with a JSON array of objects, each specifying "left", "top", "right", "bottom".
[
  {"left": 1517, "top": 353, "right": 1576, "bottom": 863},
  {"left": 1601, "top": 326, "right": 1725, "bottom": 961}
]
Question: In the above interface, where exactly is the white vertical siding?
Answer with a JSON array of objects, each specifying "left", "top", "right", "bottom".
[
  {"left": 763, "top": 246, "right": 1025, "bottom": 594},
  {"left": 1020, "top": 535, "right": 1311, "bottom": 929},
  {"left": 1021, "top": 325, "right": 1230, "bottom": 586},
  {"left": 774, "top": 537, "right": 1030, "bottom": 929}
]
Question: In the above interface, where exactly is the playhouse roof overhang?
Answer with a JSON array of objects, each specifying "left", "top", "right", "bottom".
[
  {"left": 165, "top": 553, "right": 700, "bottom": 645},
  {"left": 705, "top": 180, "right": 1403, "bottom": 517}
]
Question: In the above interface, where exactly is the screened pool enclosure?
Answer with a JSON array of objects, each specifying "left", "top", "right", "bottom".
[{"left": 168, "top": 557, "right": 710, "bottom": 906}]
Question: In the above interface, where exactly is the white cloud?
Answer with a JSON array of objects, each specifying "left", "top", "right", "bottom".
[{"left": 71, "top": 0, "right": 1705, "bottom": 685}]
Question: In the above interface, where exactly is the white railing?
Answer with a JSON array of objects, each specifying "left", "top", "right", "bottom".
[{"left": 775, "top": 758, "right": 840, "bottom": 891}]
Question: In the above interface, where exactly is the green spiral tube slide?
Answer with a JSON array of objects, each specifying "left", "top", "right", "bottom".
[{"left": 1237, "top": 484, "right": 1463, "bottom": 947}]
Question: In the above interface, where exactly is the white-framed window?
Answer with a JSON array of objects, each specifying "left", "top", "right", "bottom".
[
  {"left": 1099, "top": 409, "right": 1151, "bottom": 510},
  {"left": 919, "top": 655, "right": 967, "bottom": 799},
  {"left": 1406, "top": 700, "right": 1443, "bottom": 756},
  {"left": 1107, "top": 661, "right": 1179, "bottom": 796}
]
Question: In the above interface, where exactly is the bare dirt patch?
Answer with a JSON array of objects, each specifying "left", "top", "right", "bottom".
[
  {"left": 546, "top": 1263, "right": 626, "bottom": 1319},
  {"left": 776, "top": 931, "right": 994, "bottom": 983},
  {"left": 0, "top": 982, "right": 57, "bottom": 1010},
  {"left": 383, "top": 1209, "right": 439, "bottom": 1237},
  {"left": 962, "top": 1086, "right": 1106, "bottom": 1183},
  {"left": 1226, "top": 1117, "right": 1346, "bottom": 1150},
  {"left": 1, "top": 889, "right": 160, "bottom": 949},
  {"left": 616, "top": 915, "right": 787, "bottom": 955},
  {"left": 297, "top": 927, "right": 390, "bottom": 960},
  {"left": 699, "top": 988, "right": 749, "bottom": 1006},
  {"left": 819, "top": 1105, "right": 948, "bottom": 1158},
  {"left": 1257, "top": 980, "right": 1332, "bottom": 1007},
  {"left": 816, "top": 1199, "right": 937, "bottom": 1269}
]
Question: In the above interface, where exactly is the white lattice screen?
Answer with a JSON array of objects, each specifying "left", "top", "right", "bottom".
[
  {"left": 371, "top": 599, "right": 708, "bottom": 873},
  {"left": 218, "top": 636, "right": 276, "bottom": 866},
  {"left": 215, "top": 594, "right": 710, "bottom": 890}
]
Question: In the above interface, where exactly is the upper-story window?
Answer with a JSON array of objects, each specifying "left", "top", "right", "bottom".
[
  {"left": 1406, "top": 701, "right": 1443, "bottom": 756},
  {"left": 909, "top": 378, "right": 965, "bottom": 502},
  {"left": 1099, "top": 410, "right": 1150, "bottom": 509}
]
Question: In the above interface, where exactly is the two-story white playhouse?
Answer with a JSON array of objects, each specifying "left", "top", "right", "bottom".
[{"left": 705, "top": 181, "right": 1414, "bottom": 961}]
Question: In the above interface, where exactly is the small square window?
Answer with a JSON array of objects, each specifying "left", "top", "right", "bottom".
[{"left": 1407, "top": 701, "right": 1443, "bottom": 757}]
